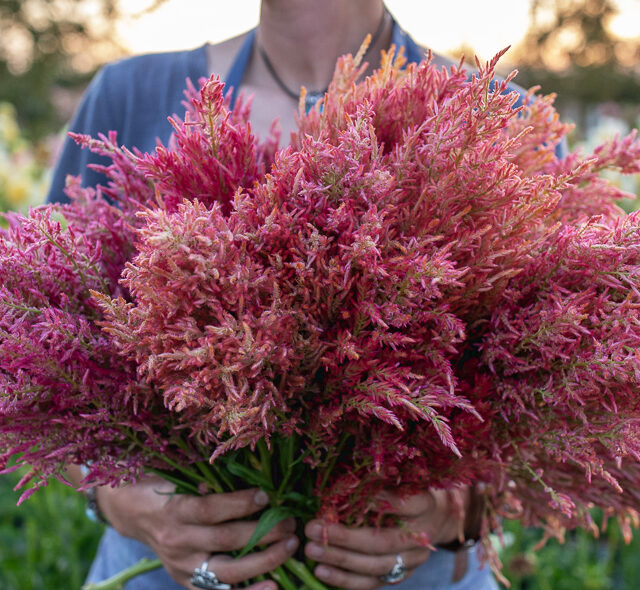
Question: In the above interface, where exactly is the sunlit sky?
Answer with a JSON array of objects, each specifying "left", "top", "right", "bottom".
[{"left": 115, "top": 0, "right": 640, "bottom": 65}]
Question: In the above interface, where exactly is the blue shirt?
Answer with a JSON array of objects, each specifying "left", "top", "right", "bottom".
[
  {"left": 46, "top": 44, "right": 209, "bottom": 204},
  {"left": 46, "top": 25, "right": 431, "bottom": 205},
  {"left": 49, "top": 24, "right": 540, "bottom": 205}
]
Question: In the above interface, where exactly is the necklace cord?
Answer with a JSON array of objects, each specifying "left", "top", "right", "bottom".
[{"left": 258, "top": 8, "right": 389, "bottom": 103}]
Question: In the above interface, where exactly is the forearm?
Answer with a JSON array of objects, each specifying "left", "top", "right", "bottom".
[{"left": 65, "top": 463, "right": 85, "bottom": 488}]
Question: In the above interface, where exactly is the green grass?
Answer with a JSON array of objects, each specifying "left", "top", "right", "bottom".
[
  {"left": 0, "top": 470, "right": 103, "bottom": 590},
  {"left": 499, "top": 516, "right": 640, "bottom": 589},
  {"left": 2, "top": 470, "right": 640, "bottom": 589}
]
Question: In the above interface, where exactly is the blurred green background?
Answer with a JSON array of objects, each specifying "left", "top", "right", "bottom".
[
  {"left": 0, "top": 470, "right": 102, "bottom": 590},
  {"left": 1, "top": 0, "right": 639, "bottom": 588}
]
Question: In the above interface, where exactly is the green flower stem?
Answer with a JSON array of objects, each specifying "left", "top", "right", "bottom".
[
  {"left": 272, "top": 565, "right": 298, "bottom": 590},
  {"left": 118, "top": 428, "right": 205, "bottom": 493},
  {"left": 208, "top": 458, "right": 235, "bottom": 491},
  {"left": 318, "top": 433, "right": 349, "bottom": 494},
  {"left": 148, "top": 467, "right": 201, "bottom": 495},
  {"left": 171, "top": 438, "right": 227, "bottom": 494},
  {"left": 276, "top": 435, "right": 296, "bottom": 496},
  {"left": 257, "top": 439, "right": 273, "bottom": 486},
  {"left": 0, "top": 301, "right": 43, "bottom": 315},
  {"left": 77, "top": 551, "right": 327, "bottom": 590},
  {"left": 194, "top": 460, "right": 224, "bottom": 494},
  {"left": 283, "top": 557, "right": 331, "bottom": 590},
  {"left": 81, "top": 558, "right": 163, "bottom": 590}
]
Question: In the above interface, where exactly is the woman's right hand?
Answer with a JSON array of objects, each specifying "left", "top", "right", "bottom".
[{"left": 96, "top": 475, "right": 299, "bottom": 590}]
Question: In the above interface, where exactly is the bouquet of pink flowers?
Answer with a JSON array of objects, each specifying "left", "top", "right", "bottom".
[{"left": 2, "top": 45, "right": 640, "bottom": 587}]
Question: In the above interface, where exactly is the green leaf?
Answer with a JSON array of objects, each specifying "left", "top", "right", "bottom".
[
  {"left": 225, "top": 460, "right": 274, "bottom": 491},
  {"left": 282, "top": 491, "right": 318, "bottom": 510},
  {"left": 237, "top": 506, "right": 297, "bottom": 558},
  {"left": 278, "top": 434, "right": 296, "bottom": 482}
]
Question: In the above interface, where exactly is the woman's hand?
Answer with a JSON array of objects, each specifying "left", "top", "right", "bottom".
[
  {"left": 97, "top": 475, "right": 299, "bottom": 590},
  {"left": 303, "top": 489, "right": 467, "bottom": 590}
]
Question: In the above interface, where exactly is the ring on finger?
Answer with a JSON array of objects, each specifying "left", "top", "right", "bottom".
[
  {"left": 191, "top": 557, "right": 232, "bottom": 590},
  {"left": 379, "top": 554, "right": 407, "bottom": 585}
]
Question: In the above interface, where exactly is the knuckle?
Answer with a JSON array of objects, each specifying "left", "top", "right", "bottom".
[
  {"left": 319, "top": 567, "right": 345, "bottom": 587},
  {"left": 219, "top": 559, "right": 247, "bottom": 585},
  {"left": 373, "top": 533, "right": 395, "bottom": 554},
  {"left": 328, "top": 547, "right": 349, "bottom": 568},
  {"left": 177, "top": 495, "right": 213, "bottom": 524},
  {"left": 210, "top": 523, "right": 246, "bottom": 551},
  {"left": 399, "top": 496, "right": 428, "bottom": 517},
  {"left": 264, "top": 541, "right": 292, "bottom": 569},
  {"left": 263, "top": 521, "right": 287, "bottom": 542},
  {"left": 328, "top": 524, "right": 349, "bottom": 545},
  {"left": 196, "top": 496, "right": 221, "bottom": 522},
  {"left": 153, "top": 525, "right": 180, "bottom": 551},
  {"left": 428, "top": 490, "right": 446, "bottom": 511},
  {"left": 211, "top": 556, "right": 245, "bottom": 585},
  {"left": 371, "top": 555, "right": 396, "bottom": 576}
]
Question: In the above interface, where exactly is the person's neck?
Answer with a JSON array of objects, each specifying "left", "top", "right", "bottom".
[{"left": 257, "top": 0, "right": 389, "bottom": 93}]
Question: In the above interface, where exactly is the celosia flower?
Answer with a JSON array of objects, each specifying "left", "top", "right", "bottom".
[
  {"left": 0, "top": 201, "right": 165, "bottom": 500},
  {"left": 481, "top": 213, "right": 640, "bottom": 534}
]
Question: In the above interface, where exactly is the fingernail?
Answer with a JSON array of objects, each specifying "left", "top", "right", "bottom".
[
  {"left": 254, "top": 490, "right": 269, "bottom": 506},
  {"left": 315, "top": 565, "right": 331, "bottom": 580},
  {"left": 286, "top": 536, "right": 299, "bottom": 551},
  {"left": 306, "top": 542, "right": 323, "bottom": 558},
  {"left": 306, "top": 523, "right": 322, "bottom": 539}
]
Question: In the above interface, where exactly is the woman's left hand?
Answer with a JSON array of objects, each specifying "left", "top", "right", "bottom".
[{"left": 303, "top": 489, "right": 466, "bottom": 590}]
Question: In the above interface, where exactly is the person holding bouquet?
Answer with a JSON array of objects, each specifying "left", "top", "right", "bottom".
[{"left": 47, "top": 1, "right": 499, "bottom": 588}]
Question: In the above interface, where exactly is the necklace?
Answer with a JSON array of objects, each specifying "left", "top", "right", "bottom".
[{"left": 258, "top": 9, "right": 389, "bottom": 112}]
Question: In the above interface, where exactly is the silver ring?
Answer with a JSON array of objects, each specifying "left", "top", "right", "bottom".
[
  {"left": 379, "top": 554, "right": 407, "bottom": 585},
  {"left": 190, "top": 558, "right": 232, "bottom": 590}
]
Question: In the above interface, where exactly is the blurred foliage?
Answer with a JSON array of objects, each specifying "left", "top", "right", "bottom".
[
  {"left": 0, "top": 470, "right": 103, "bottom": 590},
  {"left": 516, "top": 0, "right": 639, "bottom": 68},
  {"left": 0, "top": 102, "right": 51, "bottom": 213},
  {"left": 0, "top": 0, "right": 168, "bottom": 139},
  {"left": 513, "top": 0, "right": 640, "bottom": 106},
  {"left": 0, "top": 0, "right": 117, "bottom": 138},
  {"left": 499, "top": 515, "right": 640, "bottom": 589},
  {"left": 569, "top": 104, "right": 640, "bottom": 209}
]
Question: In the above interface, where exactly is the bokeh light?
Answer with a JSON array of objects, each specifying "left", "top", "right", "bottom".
[{"left": 114, "top": 0, "right": 533, "bottom": 63}]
